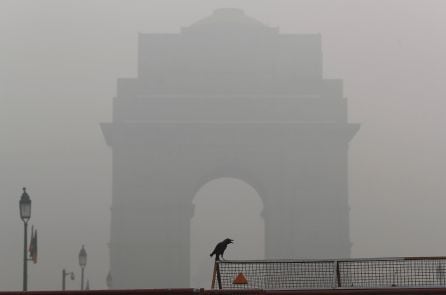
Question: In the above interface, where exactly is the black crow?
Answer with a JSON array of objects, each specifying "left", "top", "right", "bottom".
[{"left": 210, "top": 238, "right": 234, "bottom": 260}]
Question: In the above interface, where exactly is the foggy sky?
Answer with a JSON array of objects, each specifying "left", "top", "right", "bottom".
[{"left": 1, "top": 0, "right": 446, "bottom": 290}]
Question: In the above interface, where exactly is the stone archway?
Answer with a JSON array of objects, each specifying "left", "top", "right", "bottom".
[
  {"left": 101, "top": 8, "right": 359, "bottom": 289},
  {"left": 190, "top": 177, "right": 265, "bottom": 288}
]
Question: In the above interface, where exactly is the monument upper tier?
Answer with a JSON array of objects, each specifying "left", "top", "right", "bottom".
[
  {"left": 109, "top": 9, "right": 349, "bottom": 126},
  {"left": 181, "top": 8, "right": 278, "bottom": 33},
  {"left": 120, "top": 8, "right": 330, "bottom": 96}
]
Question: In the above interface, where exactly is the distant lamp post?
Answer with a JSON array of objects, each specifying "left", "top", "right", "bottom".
[
  {"left": 19, "top": 187, "right": 31, "bottom": 291},
  {"left": 78, "top": 245, "right": 87, "bottom": 290},
  {"left": 106, "top": 271, "right": 112, "bottom": 289},
  {"left": 62, "top": 269, "right": 75, "bottom": 290}
]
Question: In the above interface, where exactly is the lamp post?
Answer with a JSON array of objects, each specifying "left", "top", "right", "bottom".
[
  {"left": 62, "top": 269, "right": 75, "bottom": 291},
  {"left": 78, "top": 245, "right": 87, "bottom": 290},
  {"left": 106, "top": 271, "right": 112, "bottom": 289},
  {"left": 19, "top": 187, "right": 31, "bottom": 291}
]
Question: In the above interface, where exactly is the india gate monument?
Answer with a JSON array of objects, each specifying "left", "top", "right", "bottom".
[{"left": 101, "top": 8, "right": 359, "bottom": 288}]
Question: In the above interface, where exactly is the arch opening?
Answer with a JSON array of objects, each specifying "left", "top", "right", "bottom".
[{"left": 190, "top": 177, "right": 265, "bottom": 288}]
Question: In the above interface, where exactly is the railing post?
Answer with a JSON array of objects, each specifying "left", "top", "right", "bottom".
[
  {"left": 332, "top": 260, "right": 341, "bottom": 288},
  {"left": 216, "top": 262, "right": 222, "bottom": 289},
  {"left": 336, "top": 260, "right": 342, "bottom": 287},
  {"left": 211, "top": 260, "right": 222, "bottom": 289},
  {"left": 211, "top": 262, "right": 217, "bottom": 289}
]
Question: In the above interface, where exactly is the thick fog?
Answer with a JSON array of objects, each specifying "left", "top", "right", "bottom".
[{"left": 1, "top": 0, "right": 446, "bottom": 291}]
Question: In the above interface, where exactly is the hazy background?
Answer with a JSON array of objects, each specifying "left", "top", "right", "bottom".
[{"left": 1, "top": 0, "right": 446, "bottom": 290}]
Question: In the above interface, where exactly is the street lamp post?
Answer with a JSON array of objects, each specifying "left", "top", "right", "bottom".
[
  {"left": 106, "top": 271, "right": 112, "bottom": 289},
  {"left": 78, "top": 245, "right": 87, "bottom": 290},
  {"left": 19, "top": 187, "right": 31, "bottom": 291},
  {"left": 62, "top": 269, "right": 75, "bottom": 291}
]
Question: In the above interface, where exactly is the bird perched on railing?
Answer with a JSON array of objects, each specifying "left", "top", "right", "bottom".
[{"left": 210, "top": 238, "right": 234, "bottom": 261}]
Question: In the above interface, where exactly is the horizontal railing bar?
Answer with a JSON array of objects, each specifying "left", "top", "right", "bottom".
[{"left": 217, "top": 256, "right": 446, "bottom": 264}]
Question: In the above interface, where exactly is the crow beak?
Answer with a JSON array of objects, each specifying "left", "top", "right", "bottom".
[{"left": 230, "top": 239, "right": 234, "bottom": 243}]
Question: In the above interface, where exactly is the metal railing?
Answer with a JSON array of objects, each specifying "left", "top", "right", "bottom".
[{"left": 213, "top": 257, "right": 446, "bottom": 289}]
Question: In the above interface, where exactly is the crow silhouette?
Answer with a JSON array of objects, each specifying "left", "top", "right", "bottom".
[{"left": 210, "top": 238, "right": 234, "bottom": 261}]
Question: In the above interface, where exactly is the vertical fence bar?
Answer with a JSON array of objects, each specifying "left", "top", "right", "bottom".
[
  {"left": 216, "top": 262, "right": 222, "bottom": 289},
  {"left": 336, "top": 260, "right": 341, "bottom": 288},
  {"left": 211, "top": 262, "right": 217, "bottom": 289}
]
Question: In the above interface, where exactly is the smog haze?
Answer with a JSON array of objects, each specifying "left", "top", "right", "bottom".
[{"left": 1, "top": 0, "right": 446, "bottom": 291}]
